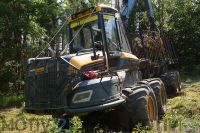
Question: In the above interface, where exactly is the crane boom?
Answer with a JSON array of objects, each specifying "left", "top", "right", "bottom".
[{"left": 119, "top": 0, "right": 155, "bottom": 30}]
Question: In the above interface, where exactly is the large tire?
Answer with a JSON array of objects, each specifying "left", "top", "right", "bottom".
[
  {"left": 121, "top": 84, "right": 158, "bottom": 131},
  {"left": 82, "top": 84, "right": 158, "bottom": 132},
  {"left": 139, "top": 78, "right": 167, "bottom": 118},
  {"left": 161, "top": 71, "right": 181, "bottom": 95}
]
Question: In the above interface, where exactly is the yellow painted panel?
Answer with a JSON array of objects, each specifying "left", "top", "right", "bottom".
[
  {"left": 70, "top": 52, "right": 138, "bottom": 69},
  {"left": 69, "top": 52, "right": 103, "bottom": 69},
  {"left": 69, "top": 5, "right": 117, "bottom": 23},
  {"left": 103, "top": 15, "right": 115, "bottom": 20},
  {"left": 70, "top": 15, "right": 115, "bottom": 29},
  {"left": 70, "top": 15, "right": 98, "bottom": 28},
  {"left": 120, "top": 52, "right": 139, "bottom": 60},
  {"left": 69, "top": 10, "right": 98, "bottom": 23}
]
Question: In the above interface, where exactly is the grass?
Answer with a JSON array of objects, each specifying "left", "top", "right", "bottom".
[
  {"left": 0, "top": 105, "right": 84, "bottom": 133},
  {"left": 161, "top": 82, "right": 200, "bottom": 132},
  {"left": 0, "top": 107, "right": 54, "bottom": 133}
]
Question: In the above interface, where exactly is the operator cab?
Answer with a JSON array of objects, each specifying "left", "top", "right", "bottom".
[{"left": 68, "top": 5, "right": 131, "bottom": 56}]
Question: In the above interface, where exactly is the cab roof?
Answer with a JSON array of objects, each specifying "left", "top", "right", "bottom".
[{"left": 69, "top": 4, "right": 118, "bottom": 23}]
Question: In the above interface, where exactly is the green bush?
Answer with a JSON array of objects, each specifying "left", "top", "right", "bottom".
[{"left": 0, "top": 95, "right": 24, "bottom": 107}]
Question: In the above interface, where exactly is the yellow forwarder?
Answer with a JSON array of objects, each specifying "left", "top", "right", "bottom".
[{"left": 25, "top": 1, "right": 181, "bottom": 132}]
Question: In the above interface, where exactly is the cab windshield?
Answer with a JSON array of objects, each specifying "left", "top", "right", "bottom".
[{"left": 69, "top": 14, "right": 120, "bottom": 53}]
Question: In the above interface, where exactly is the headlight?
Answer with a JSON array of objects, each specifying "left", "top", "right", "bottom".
[{"left": 72, "top": 90, "right": 93, "bottom": 103}]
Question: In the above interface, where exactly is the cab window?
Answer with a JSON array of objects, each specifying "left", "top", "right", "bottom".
[
  {"left": 104, "top": 15, "right": 120, "bottom": 51},
  {"left": 70, "top": 20, "right": 98, "bottom": 53}
]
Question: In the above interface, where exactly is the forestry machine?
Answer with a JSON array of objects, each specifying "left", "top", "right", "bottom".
[{"left": 25, "top": 0, "right": 181, "bottom": 132}]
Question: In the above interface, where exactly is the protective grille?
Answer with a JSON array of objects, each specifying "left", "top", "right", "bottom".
[{"left": 25, "top": 57, "right": 80, "bottom": 110}]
